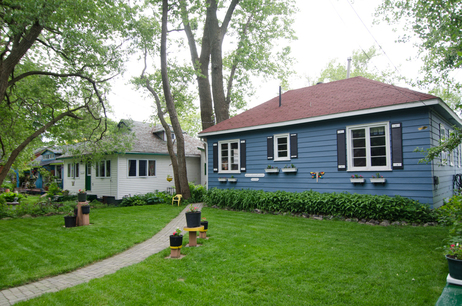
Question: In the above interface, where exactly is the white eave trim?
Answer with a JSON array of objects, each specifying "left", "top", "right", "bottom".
[{"left": 199, "top": 99, "right": 461, "bottom": 137}]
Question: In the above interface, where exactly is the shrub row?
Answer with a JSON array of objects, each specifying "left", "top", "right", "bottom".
[
  {"left": 204, "top": 188, "right": 437, "bottom": 223},
  {"left": 119, "top": 192, "right": 166, "bottom": 207}
]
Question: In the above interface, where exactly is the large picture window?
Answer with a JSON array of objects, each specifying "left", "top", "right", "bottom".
[
  {"left": 347, "top": 122, "right": 391, "bottom": 171},
  {"left": 219, "top": 140, "right": 240, "bottom": 173},
  {"left": 128, "top": 159, "right": 156, "bottom": 177},
  {"left": 96, "top": 160, "right": 111, "bottom": 178}
]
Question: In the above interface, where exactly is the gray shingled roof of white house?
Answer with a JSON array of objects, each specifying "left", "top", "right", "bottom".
[
  {"left": 57, "top": 121, "right": 204, "bottom": 158},
  {"left": 130, "top": 121, "right": 203, "bottom": 156}
]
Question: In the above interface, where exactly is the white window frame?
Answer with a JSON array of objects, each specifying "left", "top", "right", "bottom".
[
  {"left": 274, "top": 133, "right": 291, "bottom": 161},
  {"left": 450, "top": 129, "right": 455, "bottom": 167},
  {"left": 457, "top": 144, "right": 462, "bottom": 168},
  {"left": 346, "top": 121, "right": 391, "bottom": 172},
  {"left": 96, "top": 160, "right": 111, "bottom": 178},
  {"left": 127, "top": 159, "right": 156, "bottom": 178},
  {"left": 67, "top": 162, "right": 80, "bottom": 178},
  {"left": 440, "top": 124, "right": 448, "bottom": 165},
  {"left": 218, "top": 139, "right": 240, "bottom": 174}
]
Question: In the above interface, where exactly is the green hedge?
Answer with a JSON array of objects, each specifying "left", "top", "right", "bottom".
[{"left": 204, "top": 189, "right": 437, "bottom": 223}]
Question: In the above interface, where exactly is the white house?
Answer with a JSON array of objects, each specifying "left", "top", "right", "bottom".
[{"left": 59, "top": 121, "right": 206, "bottom": 200}]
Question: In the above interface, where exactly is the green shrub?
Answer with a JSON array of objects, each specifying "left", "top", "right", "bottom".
[
  {"left": 204, "top": 189, "right": 436, "bottom": 223},
  {"left": 119, "top": 192, "right": 165, "bottom": 207},
  {"left": 436, "top": 195, "right": 462, "bottom": 238},
  {"left": 0, "top": 192, "right": 24, "bottom": 202},
  {"left": 188, "top": 183, "right": 206, "bottom": 203},
  {"left": 46, "top": 182, "right": 61, "bottom": 196}
]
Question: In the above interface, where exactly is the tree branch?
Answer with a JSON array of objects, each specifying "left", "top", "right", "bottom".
[{"left": 220, "top": 0, "right": 240, "bottom": 40}]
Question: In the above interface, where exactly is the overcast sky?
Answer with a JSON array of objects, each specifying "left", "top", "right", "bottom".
[{"left": 107, "top": 0, "right": 424, "bottom": 123}]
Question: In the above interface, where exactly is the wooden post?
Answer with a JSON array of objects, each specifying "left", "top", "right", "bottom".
[
  {"left": 76, "top": 202, "right": 90, "bottom": 226},
  {"left": 170, "top": 246, "right": 182, "bottom": 258},
  {"left": 183, "top": 226, "right": 204, "bottom": 247}
]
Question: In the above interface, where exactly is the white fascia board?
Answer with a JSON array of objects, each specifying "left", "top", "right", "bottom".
[{"left": 198, "top": 99, "right": 457, "bottom": 137}]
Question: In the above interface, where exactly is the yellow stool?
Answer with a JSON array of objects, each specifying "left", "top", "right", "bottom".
[{"left": 172, "top": 194, "right": 182, "bottom": 206}]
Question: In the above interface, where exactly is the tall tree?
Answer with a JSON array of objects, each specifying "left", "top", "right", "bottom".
[
  {"left": 179, "top": 0, "right": 297, "bottom": 129},
  {"left": 0, "top": 0, "right": 133, "bottom": 185},
  {"left": 376, "top": 0, "right": 462, "bottom": 88},
  {"left": 314, "top": 46, "right": 401, "bottom": 84},
  {"left": 134, "top": 2, "right": 195, "bottom": 199},
  {"left": 376, "top": 0, "right": 462, "bottom": 162}
]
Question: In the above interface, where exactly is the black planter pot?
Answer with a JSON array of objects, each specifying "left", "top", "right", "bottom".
[
  {"left": 169, "top": 235, "right": 183, "bottom": 247},
  {"left": 78, "top": 193, "right": 87, "bottom": 202},
  {"left": 81, "top": 205, "right": 90, "bottom": 214},
  {"left": 201, "top": 221, "right": 208, "bottom": 230},
  {"left": 185, "top": 211, "right": 201, "bottom": 228},
  {"left": 64, "top": 216, "right": 76, "bottom": 228},
  {"left": 447, "top": 255, "right": 462, "bottom": 280}
]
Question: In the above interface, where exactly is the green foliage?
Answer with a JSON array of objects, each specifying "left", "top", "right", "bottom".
[
  {"left": 314, "top": 46, "right": 402, "bottom": 85},
  {"left": 0, "top": 192, "right": 24, "bottom": 203},
  {"left": 46, "top": 182, "right": 61, "bottom": 197},
  {"left": 188, "top": 183, "right": 206, "bottom": 204},
  {"left": 204, "top": 189, "right": 436, "bottom": 223},
  {"left": 119, "top": 192, "right": 165, "bottom": 207},
  {"left": 376, "top": 0, "right": 462, "bottom": 87}
]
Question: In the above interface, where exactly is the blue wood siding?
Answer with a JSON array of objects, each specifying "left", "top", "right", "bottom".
[
  {"left": 430, "top": 110, "right": 461, "bottom": 208},
  {"left": 206, "top": 107, "right": 456, "bottom": 208}
]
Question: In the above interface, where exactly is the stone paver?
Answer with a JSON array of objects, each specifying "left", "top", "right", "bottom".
[{"left": 0, "top": 203, "right": 202, "bottom": 305}]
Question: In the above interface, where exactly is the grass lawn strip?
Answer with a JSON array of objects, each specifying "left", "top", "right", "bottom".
[
  {"left": 15, "top": 207, "right": 448, "bottom": 306},
  {"left": 0, "top": 204, "right": 184, "bottom": 289}
]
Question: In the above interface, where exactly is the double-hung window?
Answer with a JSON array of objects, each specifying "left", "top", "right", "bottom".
[
  {"left": 219, "top": 140, "right": 240, "bottom": 173},
  {"left": 128, "top": 159, "right": 156, "bottom": 177},
  {"left": 274, "top": 134, "right": 290, "bottom": 161},
  {"left": 347, "top": 122, "right": 391, "bottom": 171},
  {"left": 96, "top": 160, "right": 111, "bottom": 178},
  {"left": 67, "top": 162, "right": 79, "bottom": 178}
]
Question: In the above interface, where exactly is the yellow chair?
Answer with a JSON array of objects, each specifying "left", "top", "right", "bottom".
[{"left": 172, "top": 194, "right": 182, "bottom": 206}]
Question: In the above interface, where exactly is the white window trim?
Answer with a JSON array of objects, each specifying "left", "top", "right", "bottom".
[
  {"left": 450, "top": 130, "right": 455, "bottom": 167},
  {"left": 274, "top": 133, "right": 291, "bottom": 161},
  {"left": 218, "top": 139, "right": 240, "bottom": 174},
  {"left": 67, "top": 162, "right": 80, "bottom": 179},
  {"left": 346, "top": 121, "right": 392, "bottom": 172},
  {"left": 127, "top": 159, "right": 157, "bottom": 178},
  {"left": 96, "top": 160, "right": 111, "bottom": 178}
]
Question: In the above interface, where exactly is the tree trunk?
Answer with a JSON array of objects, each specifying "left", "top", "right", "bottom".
[
  {"left": 161, "top": 0, "right": 190, "bottom": 199},
  {"left": 180, "top": 0, "right": 215, "bottom": 131}
]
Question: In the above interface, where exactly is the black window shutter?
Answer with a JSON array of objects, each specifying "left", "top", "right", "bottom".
[
  {"left": 240, "top": 140, "right": 246, "bottom": 172},
  {"left": 290, "top": 133, "right": 298, "bottom": 158},
  {"left": 267, "top": 136, "right": 274, "bottom": 160},
  {"left": 391, "top": 123, "right": 403, "bottom": 169},
  {"left": 337, "top": 129, "right": 346, "bottom": 171},
  {"left": 213, "top": 143, "right": 218, "bottom": 172}
]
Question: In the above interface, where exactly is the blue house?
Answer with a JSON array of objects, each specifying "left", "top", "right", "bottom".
[{"left": 198, "top": 77, "right": 462, "bottom": 208}]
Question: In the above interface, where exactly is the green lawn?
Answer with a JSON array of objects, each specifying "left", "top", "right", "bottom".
[
  {"left": 10, "top": 207, "right": 449, "bottom": 306},
  {"left": 0, "top": 204, "right": 184, "bottom": 289}
]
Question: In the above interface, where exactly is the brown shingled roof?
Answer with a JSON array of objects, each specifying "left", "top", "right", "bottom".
[{"left": 199, "top": 77, "right": 438, "bottom": 135}]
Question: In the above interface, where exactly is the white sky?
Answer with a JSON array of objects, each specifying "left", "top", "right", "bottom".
[{"left": 107, "top": 0, "right": 424, "bottom": 123}]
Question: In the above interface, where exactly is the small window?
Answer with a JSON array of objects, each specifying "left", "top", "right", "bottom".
[
  {"left": 148, "top": 160, "right": 156, "bottom": 176},
  {"left": 274, "top": 134, "right": 290, "bottom": 161}
]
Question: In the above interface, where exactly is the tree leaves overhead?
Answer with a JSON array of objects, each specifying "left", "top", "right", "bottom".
[
  {"left": 376, "top": 0, "right": 462, "bottom": 86},
  {"left": 0, "top": 0, "right": 135, "bottom": 183}
]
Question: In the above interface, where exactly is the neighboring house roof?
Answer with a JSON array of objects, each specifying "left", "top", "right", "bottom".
[
  {"left": 130, "top": 121, "right": 203, "bottom": 156},
  {"left": 58, "top": 121, "right": 204, "bottom": 158},
  {"left": 199, "top": 76, "right": 460, "bottom": 136}
]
